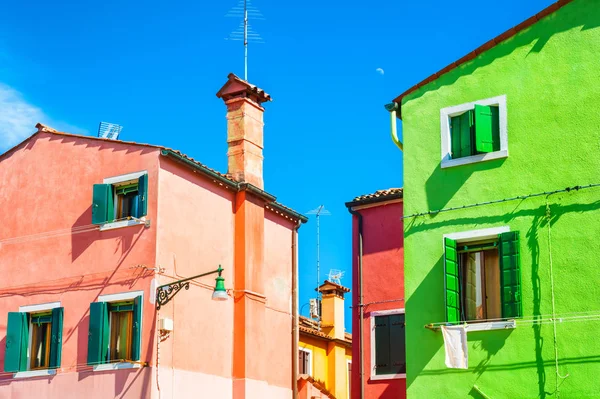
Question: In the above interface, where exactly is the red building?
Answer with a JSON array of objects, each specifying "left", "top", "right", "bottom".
[{"left": 346, "top": 189, "right": 405, "bottom": 399}]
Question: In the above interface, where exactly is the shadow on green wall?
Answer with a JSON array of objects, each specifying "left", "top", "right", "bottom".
[
  {"left": 406, "top": 192, "right": 600, "bottom": 392},
  {"left": 403, "top": 1, "right": 600, "bottom": 106},
  {"left": 424, "top": 158, "right": 505, "bottom": 212}
]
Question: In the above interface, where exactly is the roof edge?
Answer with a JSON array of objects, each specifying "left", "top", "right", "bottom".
[
  {"left": 391, "top": 0, "right": 573, "bottom": 115},
  {"left": 345, "top": 191, "right": 404, "bottom": 208}
]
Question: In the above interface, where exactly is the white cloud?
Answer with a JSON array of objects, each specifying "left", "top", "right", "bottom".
[
  {"left": 376, "top": 68, "right": 384, "bottom": 75},
  {"left": 0, "top": 83, "right": 87, "bottom": 152}
]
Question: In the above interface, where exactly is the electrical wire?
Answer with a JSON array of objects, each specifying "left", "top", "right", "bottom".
[{"left": 402, "top": 183, "right": 600, "bottom": 220}]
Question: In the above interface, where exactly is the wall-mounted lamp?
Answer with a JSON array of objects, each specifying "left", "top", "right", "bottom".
[{"left": 156, "top": 265, "right": 228, "bottom": 310}]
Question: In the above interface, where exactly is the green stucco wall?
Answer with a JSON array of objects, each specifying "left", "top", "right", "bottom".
[{"left": 401, "top": 1, "right": 600, "bottom": 398}]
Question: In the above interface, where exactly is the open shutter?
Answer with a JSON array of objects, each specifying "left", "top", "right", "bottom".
[
  {"left": 389, "top": 314, "right": 406, "bottom": 374},
  {"left": 474, "top": 104, "right": 498, "bottom": 153},
  {"left": 131, "top": 295, "right": 142, "bottom": 361},
  {"left": 4, "top": 312, "right": 28, "bottom": 372},
  {"left": 87, "top": 302, "right": 109, "bottom": 366},
  {"left": 499, "top": 232, "right": 522, "bottom": 318},
  {"left": 450, "top": 111, "right": 473, "bottom": 159},
  {"left": 49, "top": 307, "right": 64, "bottom": 369},
  {"left": 92, "top": 184, "right": 114, "bottom": 225},
  {"left": 450, "top": 116, "right": 461, "bottom": 159},
  {"left": 444, "top": 238, "right": 460, "bottom": 323},
  {"left": 374, "top": 316, "right": 391, "bottom": 375},
  {"left": 137, "top": 174, "right": 148, "bottom": 218}
]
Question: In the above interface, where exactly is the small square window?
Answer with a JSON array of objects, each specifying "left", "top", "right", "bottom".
[
  {"left": 440, "top": 95, "right": 507, "bottom": 168},
  {"left": 92, "top": 172, "right": 148, "bottom": 225},
  {"left": 114, "top": 182, "right": 140, "bottom": 220},
  {"left": 299, "top": 348, "right": 312, "bottom": 375}
]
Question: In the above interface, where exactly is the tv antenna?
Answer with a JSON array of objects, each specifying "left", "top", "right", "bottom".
[
  {"left": 307, "top": 205, "right": 331, "bottom": 327},
  {"left": 97, "top": 122, "right": 122, "bottom": 140},
  {"left": 225, "top": 0, "right": 265, "bottom": 81},
  {"left": 328, "top": 269, "right": 344, "bottom": 285}
]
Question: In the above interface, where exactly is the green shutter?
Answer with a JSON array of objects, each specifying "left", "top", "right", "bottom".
[
  {"left": 444, "top": 238, "right": 460, "bottom": 323},
  {"left": 137, "top": 174, "right": 148, "bottom": 218},
  {"left": 499, "top": 232, "right": 522, "bottom": 318},
  {"left": 474, "top": 104, "right": 498, "bottom": 153},
  {"left": 92, "top": 184, "right": 114, "bottom": 225},
  {"left": 131, "top": 296, "right": 142, "bottom": 361},
  {"left": 374, "top": 316, "right": 391, "bottom": 375},
  {"left": 389, "top": 314, "right": 406, "bottom": 374},
  {"left": 49, "top": 307, "right": 64, "bottom": 369},
  {"left": 450, "top": 111, "right": 473, "bottom": 159},
  {"left": 87, "top": 302, "right": 109, "bottom": 366},
  {"left": 4, "top": 312, "right": 28, "bottom": 372}
]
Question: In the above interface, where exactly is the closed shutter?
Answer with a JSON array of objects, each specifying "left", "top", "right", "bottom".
[
  {"left": 131, "top": 296, "right": 142, "bottom": 361},
  {"left": 389, "top": 314, "right": 406, "bottom": 374},
  {"left": 137, "top": 174, "right": 148, "bottom": 218},
  {"left": 474, "top": 104, "right": 497, "bottom": 153},
  {"left": 4, "top": 312, "right": 28, "bottom": 372},
  {"left": 49, "top": 307, "right": 64, "bottom": 369},
  {"left": 499, "top": 232, "right": 522, "bottom": 318},
  {"left": 92, "top": 184, "right": 114, "bottom": 225},
  {"left": 444, "top": 238, "right": 460, "bottom": 323},
  {"left": 374, "top": 315, "right": 391, "bottom": 375},
  {"left": 87, "top": 302, "right": 109, "bottom": 366}
]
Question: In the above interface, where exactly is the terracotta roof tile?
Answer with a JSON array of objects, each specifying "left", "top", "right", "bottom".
[
  {"left": 345, "top": 188, "right": 403, "bottom": 208},
  {"left": 392, "top": 0, "right": 574, "bottom": 114}
]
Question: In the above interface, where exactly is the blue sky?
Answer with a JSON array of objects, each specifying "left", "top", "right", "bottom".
[{"left": 0, "top": 0, "right": 555, "bottom": 332}]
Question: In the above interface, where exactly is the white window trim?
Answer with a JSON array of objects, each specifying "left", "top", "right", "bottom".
[
  {"left": 93, "top": 291, "right": 144, "bottom": 372},
  {"left": 442, "top": 226, "right": 517, "bottom": 332},
  {"left": 14, "top": 301, "right": 62, "bottom": 378},
  {"left": 440, "top": 94, "right": 508, "bottom": 169},
  {"left": 369, "top": 308, "right": 406, "bottom": 381},
  {"left": 99, "top": 170, "right": 148, "bottom": 231},
  {"left": 298, "top": 347, "right": 313, "bottom": 376}
]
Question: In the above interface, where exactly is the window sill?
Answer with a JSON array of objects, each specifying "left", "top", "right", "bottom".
[
  {"left": 370, "top": 373, "right": 406, "bottom": 381},
  {"left": 93, "top": 362, "right": 141, "bottom": 372},
  {"left": 441, "top": 150, "right": 508, "bottom": 169},
  {"left": 99, "top": 219, "right": 147, "bottom": 231},
  {"left": 426, "top": 320, "right": 516, "bottom": 332},
  {"left": 13, "top": 369, "right": 57, "bottom": 379}
]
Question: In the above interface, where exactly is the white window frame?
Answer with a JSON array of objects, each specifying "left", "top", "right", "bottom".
[
  {"left": 440, "top": 94, "right": 508, "bottom": 169},
  {"left": 13, "top": 302, "right": 62, "bottom": 379},
  {"left": 443, "top": 226, "right": 517, "bottom": 331},
  {"left": 100, "top": 170, "right": 148, "bottom": 231},
  {"left": 93, "top": 290, "right": 144, "bottom": 372},
  {"left": 370, "top": 308, "right": 406, "bottom": 381},
  {"left": 298, "top": 347, "right": 313, "bottom": 376}
]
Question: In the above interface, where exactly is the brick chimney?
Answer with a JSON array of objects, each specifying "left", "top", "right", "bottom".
[
  {"left": 319, "top": 280, "right": 350, "bottom": 340},
  {"left": 216, "top": 73, "right": 272, "bottom": 189}
]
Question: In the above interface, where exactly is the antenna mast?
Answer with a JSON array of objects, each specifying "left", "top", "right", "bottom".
[
  {"left": 225, "top": 0, "right": 264, "bottom": 81},
  {"left": 307, "top": 205, "right": 331, "bottom": 328}
]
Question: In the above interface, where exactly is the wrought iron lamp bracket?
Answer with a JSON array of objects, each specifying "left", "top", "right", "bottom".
[{"left": 155, "top": 266, "right": 223, "bottom": 310}]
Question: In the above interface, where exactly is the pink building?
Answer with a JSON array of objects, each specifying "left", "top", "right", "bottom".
[
  {"left": 345, "top": 189, "right": 405, "bottom": 399},
  {"left": 0, "top": 74, "right": 307, "bottom": 398}
]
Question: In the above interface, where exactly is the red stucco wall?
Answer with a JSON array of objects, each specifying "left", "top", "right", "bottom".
[{"left": 350, "top": 200, "right": 405, "bottom": 399}]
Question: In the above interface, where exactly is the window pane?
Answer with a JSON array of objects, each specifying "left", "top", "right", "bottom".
[
  {"left": 109, "top": 311, "right": 133, "bottom": 361},
  {"left": 117, "top": 192, "right": 139, "bottom": 219},
  {"left": 462, "top": 252, "right": 486, "bottom": 320},
  {"left": 30, "top": 322, "right": 51, "bottom": 369},
  {"left": 484, "top": 249, "right": 501, "bottom": 318}
]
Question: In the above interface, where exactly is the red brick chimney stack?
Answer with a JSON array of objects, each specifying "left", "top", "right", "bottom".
[{"left": 216, "top": 73, "right": 272, "bottom": 190}]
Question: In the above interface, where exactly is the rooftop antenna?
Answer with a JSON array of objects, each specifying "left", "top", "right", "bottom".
[
  {"left": 225, "top": 0, "right": 265, "bottom": 81},
  {"left": 98, "top": 122, "right": 122, "bottom": 140},
  {"left": 328, "top": 269, "right": 344, "bottom": 285},
  {"left": 307, "top": 205, "right": 331, "bottom": 329}
]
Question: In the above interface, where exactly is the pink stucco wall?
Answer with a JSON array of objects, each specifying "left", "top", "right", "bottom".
[
  {"left": 350, "top": 200, "right": 405, "bottom": 399},
  {"left": 0, "top": 131, "right": 299, "bottom": 398},
  {"left": 0, "top": 133, "right": 159, "bottom": 398}
]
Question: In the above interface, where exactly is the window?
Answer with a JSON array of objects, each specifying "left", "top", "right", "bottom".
[
  {"left": 87, "top": 293, "right": 142, "bottom": 368},
  {"left": 4, "top": 305, "right": 63, "bottom": 374},
  {"left": 347, "top": 361, "right": 352, "bottom": 399},
  {"left": 440, "top": 95, "right": 507, "bottom": 168},
  {"left": 92, "top": 172, "right": 148, "bottom": 225},
  {"left": 371, "top": 310, "right": 405, "bottom": 378},
  {"left": 299, "top": 348, "right": 312, "bottom": 375},
  {"left": 445, "top": 231, "right": 522, "bottom": 324}
]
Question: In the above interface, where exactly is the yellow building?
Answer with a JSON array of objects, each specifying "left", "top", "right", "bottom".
[{"left": 298, "top": 281, "right": 352, "bottom": 399}]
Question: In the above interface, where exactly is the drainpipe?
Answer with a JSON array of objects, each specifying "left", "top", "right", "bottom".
[
  {"left": 384, "top": 102, "right": 403, "bottom": 152},
  {"left": 349, "top": 208, "right": 364, "bottom": 399},
  {"left": 292, "top": 219, "right": 301, "bottom": 399}
]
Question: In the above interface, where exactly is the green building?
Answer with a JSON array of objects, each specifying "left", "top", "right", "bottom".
[{"left": 391, "top": 1, "right": 600, "bottom": 397}]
